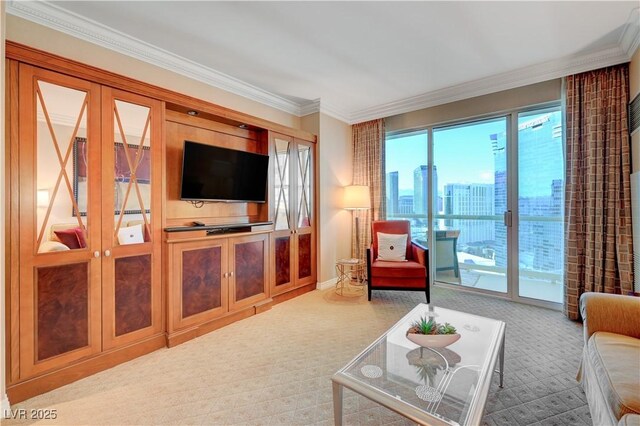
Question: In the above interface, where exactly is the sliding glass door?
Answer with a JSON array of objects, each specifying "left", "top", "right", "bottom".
[
  {"left": 384, "top": 105, "right": 564, "bottom": 307},
  {"left": 432, "top": 118, "right": 508, "bottom": 294},
  {"left": 516, "top": 109, "right": 564, "bottom": 303}
]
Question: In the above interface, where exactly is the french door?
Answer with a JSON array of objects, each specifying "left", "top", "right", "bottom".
[{"left": 387, "top": 105, "right": 564, "bottom": 307}]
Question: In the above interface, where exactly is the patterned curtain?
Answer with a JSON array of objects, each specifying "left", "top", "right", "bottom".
[
  {"left": 352, "top": 119, "right": 386, "bottom": 263},
  {"left": 564, "top": 64, "right": 634, "bottom": 320}
]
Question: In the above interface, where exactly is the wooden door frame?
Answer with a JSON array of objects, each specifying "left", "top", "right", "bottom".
[
  {"left": 101, "top": 87, "right": 165, "bottom": 350},
  {"left": 168, "top": 238, "right": 229, "bottom": 332},
  {"left": 17, "top": 64, "right": 103, "bottom": 378},
  {"left": 228, "top": 233, "right": 269, "bottom": 311}
]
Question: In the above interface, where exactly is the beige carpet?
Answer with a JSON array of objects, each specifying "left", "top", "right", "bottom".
[{"left": 5, "top": 286, "right": 590, "bottom": 425}]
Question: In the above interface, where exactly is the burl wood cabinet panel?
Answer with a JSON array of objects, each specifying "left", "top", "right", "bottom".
[
  {"left": 182, "top": 246, "right": 223, "bottom": 318},
  {"left": 234, "top": 241, "right": 266, "bottom": 301},
  {"left": 229, "top": 234, "right": 269, "bottom": 311},
  {"left": 37, "top": 263, "right": 90, "bottom": 361},
  {"left": 274, "top": 236, "right": 291, "bottom": 286},
  {"left": 169, "top": 239, "right": 229, "bottom": 332},
  {"left": 114, "top": 255, "right": 152, "bottom": 336},
  {"left": 297, "top": 233, "right": 312, "bottom": 280}
]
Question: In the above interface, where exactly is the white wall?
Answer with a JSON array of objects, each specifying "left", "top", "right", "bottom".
[
  {"left": 1, "top": 0, "right": 9, "bottom": 416},
  {"left": 319, "top": 114, "right": 353, "bottom": 285},
  {"left": 302, "top": 113, "right": 353, "bottom": 286},
  {"left": 386, "top": 79, "right": 562, "bottom": 132}
]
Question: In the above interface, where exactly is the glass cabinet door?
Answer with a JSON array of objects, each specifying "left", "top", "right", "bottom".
[
  {"left": 18, "top": 65, "right": 102, "bottom": 377},
  {"left": 295, "top": 140, "right": 315, "bottom": 286},
  {"left": 271, "top": 134, "right": 295, "bottom": 294},
  {"left": 101, "top": 87, "right": 163, "bottom": 349}
]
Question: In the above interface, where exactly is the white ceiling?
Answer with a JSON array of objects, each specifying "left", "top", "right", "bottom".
[{"left": 8, "top": 1, "right": 640, "bottom": 124}]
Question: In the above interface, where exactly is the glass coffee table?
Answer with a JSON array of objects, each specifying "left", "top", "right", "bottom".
[{"left": 332, "top": 304, "right": 506, "bottom": 425}]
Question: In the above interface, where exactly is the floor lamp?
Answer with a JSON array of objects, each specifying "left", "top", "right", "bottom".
[{"left": 343, "top": 185, "right": 371, "bottom": 260}]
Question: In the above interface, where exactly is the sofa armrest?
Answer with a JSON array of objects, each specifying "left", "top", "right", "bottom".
[
  {"left": 411, "top": 241, "right": 428, "bottom": 267},
  {"left": 580, "top": 293, "right": 640, "bottom": 342}
]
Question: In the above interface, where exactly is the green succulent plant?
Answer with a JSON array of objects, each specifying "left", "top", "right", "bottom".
[
  {"left": 407, "top": 316, "right": 457, "bottom": 335},
  {"left": 438, "top": 323, "right": 457, "bottom": 335}
]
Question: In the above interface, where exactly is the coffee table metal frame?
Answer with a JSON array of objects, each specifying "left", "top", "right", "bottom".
[{"left": 331, "top": 304, "right": 506, "bottom": 426}]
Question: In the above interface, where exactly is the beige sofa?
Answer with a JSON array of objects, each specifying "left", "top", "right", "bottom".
[{"left": 578, "top": 293, "right": 640, "bottom": 426}]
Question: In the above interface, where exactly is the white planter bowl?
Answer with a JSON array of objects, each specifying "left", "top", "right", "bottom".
[{"left": 406, "top": 332, "right": 461, "bottom": 348}]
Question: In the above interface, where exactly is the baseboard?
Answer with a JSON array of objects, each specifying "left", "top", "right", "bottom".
[
  {"left": 317, "top": 277, "right": 337, "bottom": 290},
  {"left": 1, "top": 393, "right": 10, "bottom": 419}
]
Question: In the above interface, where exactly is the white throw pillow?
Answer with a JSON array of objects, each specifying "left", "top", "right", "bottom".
[
  {"left": 377, "top": 232, "right": 408, "bottom": 262},
  {"left": 38, "top": 240, "right": 71, "bottom": 253},
  {"left": 117, "top": 224, "right": 144, "bottom": 245}
]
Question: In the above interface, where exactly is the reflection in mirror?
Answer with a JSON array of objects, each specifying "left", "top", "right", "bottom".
[
  {"left": 112, "top": 100, "right": 152, "bottom": 245},
  {"left": 297, "top": 145, "right": 311, "bottom": 228},
  {"left": 36, "top": 80, "right": 88, "bottom": 253},
  {"left": 274, "top": 138, "right": 290, "bottom": 231}
]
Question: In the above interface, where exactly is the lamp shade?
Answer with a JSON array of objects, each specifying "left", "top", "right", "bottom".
[{"left": 343, "top": 185, "right": 370, "bottom": 210}]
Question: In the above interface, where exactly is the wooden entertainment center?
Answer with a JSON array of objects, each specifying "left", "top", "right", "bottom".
[{"left": 4, "top": 42, "right": 317, "bottom": 402}]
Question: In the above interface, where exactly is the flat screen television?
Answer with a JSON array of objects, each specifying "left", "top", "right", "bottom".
[{"left": 180, "top": 140, "right": 269, "bottom": 203}]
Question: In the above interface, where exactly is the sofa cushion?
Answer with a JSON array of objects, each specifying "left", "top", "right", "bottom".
[
  {"left": 587, "top": 332, "right": 640, "bottom": 420},
  {"left": 619, "top": 414, "right": 640, "bottom": 426},
  {"left": 371, "top": 260, "right": 426, "bottom": 278}
]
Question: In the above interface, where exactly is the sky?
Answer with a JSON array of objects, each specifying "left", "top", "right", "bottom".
[
  {"left": 386, "top": 112, "right": 563, "bottom": 198},
  {"left": 386, "top": 117, "right": 505, "bottom": 196}
]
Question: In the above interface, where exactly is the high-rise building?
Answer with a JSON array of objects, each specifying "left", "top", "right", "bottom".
[
  {"left": 413, "top": 165, "right": 427, "bottom": 215},
  {"left": 398, "top": 195, "right": 414, "bottom": 215},
  {"left": 517, "top": 113, "right": 564, "bottom": 274},
  {"left": 413, "top": 165, "right": 438, "bottom": 215},
  {"left": 386, "top": 171, "right": 399, "bottom": 215},
  {"left": 492, "top": 131, "right": 507, "bottom": 267},
  {"left": 494, "top": 112, "right": 564, "bottom": 272},
  {"left": 444, "top": 183, "right": 495, "bottom": 245}
]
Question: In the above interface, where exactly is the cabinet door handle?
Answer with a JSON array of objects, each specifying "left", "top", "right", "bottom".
[
  {"left": 223, "top": 272, "right": 228, "bottom": 278},
  {"left": 230, "top": 271, "right": 234, "bottom": 277},
  {"left": 104, "top": 249, "right": 111, "bottom": 257},
  {"left": 94, "top": 251, "right": 100, "bottom": 258}
]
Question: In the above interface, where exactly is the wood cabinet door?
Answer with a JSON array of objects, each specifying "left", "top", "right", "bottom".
[
  {"left": 18, "top": 65, "right": 103, "bottom": 378},
  {"left": 229, "top": 234, "right": 269, "bottom": 311},
  {"left": 170, "top": 239, "right": 229, "bottom": 331},
  {"left": 101, "top": 88, "right": 164, "bottom": 350},
  {"left": 293, "top": 140, "right": 316, "bottom": 287},
  {"left": 269, "top": 133, "right": 295, "bottom": 295}
]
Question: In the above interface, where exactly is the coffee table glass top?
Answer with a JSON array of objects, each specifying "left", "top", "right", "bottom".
[{"left": 334, "top": 304, "right": 505, "bottom": 425}]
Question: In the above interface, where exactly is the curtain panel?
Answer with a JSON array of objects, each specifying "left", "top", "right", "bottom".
[
  {"left": 352, "top": 119, "right": 386, "bottom": 263},
  {"left": 564, "top": 64, "right": 634, "bottom": 320}
]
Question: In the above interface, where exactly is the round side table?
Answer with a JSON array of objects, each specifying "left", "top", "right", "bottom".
[{"left": 335, "top": 259, "right": 366, "bottom": 296}]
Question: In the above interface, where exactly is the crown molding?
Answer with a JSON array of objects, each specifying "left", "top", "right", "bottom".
[
  {"left": 319, "top": 101, "right": 352, "bottom": 124},
  {"left": 299, "top": 99, "right": 321, "bottom": 117},
  {"left": 8, "top": 0, "right": 639, "bottom": 127},
  {"left": 6, "top": 0, "right": 302, "bottom": 116},
  {"left": 298, "top": 99, "right": 352, "bottom": 124},
  {"left": 349, "top": 44, "right": 632, "bottom": 124},
  {"left": 619, "top": 8, "right": 640, "bottom": 57}
]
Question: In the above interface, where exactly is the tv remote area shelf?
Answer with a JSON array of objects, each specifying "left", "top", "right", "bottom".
[{"left": 164, "top": 221, "right": 273, "bottom": 235}]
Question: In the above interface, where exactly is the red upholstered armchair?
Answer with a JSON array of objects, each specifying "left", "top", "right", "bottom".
[{"left": 366, "top": 220, "right": 430, "bottom": 302}]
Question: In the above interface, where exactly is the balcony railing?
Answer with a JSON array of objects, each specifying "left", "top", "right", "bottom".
[{"left": 386, "top": 212, "right": 563, "bottom": 283}]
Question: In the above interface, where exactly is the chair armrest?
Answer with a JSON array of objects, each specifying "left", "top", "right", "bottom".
[
  {"left": 580, "top": 293, "right": 640, "bottom": 342},
  {"left": 411, "top": 241, "right": 428, "bottom": 267}
]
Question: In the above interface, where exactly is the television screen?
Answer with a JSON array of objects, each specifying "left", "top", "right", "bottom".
[{"left": 180, "top": 140, "right": 269, "bottom": 203}]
